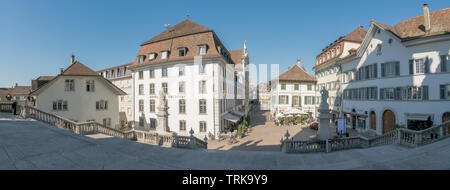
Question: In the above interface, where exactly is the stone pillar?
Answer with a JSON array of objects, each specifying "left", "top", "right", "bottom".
[
  {"left": 156, "top": 91, "right": 170, "bottom": 133},
  {"left": 318, "top": 87, "right": 331, "bottom": 140}
]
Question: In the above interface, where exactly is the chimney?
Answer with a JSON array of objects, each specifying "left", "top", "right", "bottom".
[
  {"left": 15, "top": 83, "right": 18, "bottom": 87},
  {"left": 297, "top": 59, "right": 301, "bottom": 67},
  {"left": 60, "top": 68, "right": 64, "bottom": 74},
  {"left": 423, "top": 4, "right": 431, "bottom": 32},
  {"left": 71, "top": 54, "right": 75, "bottom": 65}
]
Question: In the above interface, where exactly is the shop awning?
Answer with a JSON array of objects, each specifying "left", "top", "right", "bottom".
[
  {"left": 223, "top": 113, "right": 240, "bottom": 123},
  {"left": 343, "top": 112, "right": 367, "bottom": 118},
  {"left": 407, "top": 115, "right": 430, "bottom": 121},
  {"left": 233, "top": 110, "right": 245, "bottom": 117}
]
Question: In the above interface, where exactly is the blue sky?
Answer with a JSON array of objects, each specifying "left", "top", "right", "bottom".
[{"left": 0, "top": 0, "right": 448, "bottom": 87}]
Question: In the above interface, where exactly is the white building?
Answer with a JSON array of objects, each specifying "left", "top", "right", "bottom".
[
  {"left": 270, "top": 60, "right": 317, "bottom": 117},
  {"left": 30, "top": 60, "right": 126, "bottom": 128},
  {"left": 257, "top": 82, "right": 271, "bottom": 110},
  {"left": 229, "top": 44, "right": 250, "bottom": 116},
  {"left": 340, "top": 4, "right": 450, "bottom": 134},
  {"left": 97, "top": 63, "right": 134, "bottom": 129},
  {"left": 128, "top": 19, "right": 248, "bottom": 139},
  {"left": 313, "top": 26, "right": 366, "bottom": 121}
]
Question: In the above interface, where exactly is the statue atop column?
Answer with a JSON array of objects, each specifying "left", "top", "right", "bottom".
[
  {"left": 318, "top": 87, "right": 331, "bottom": 140},
  {"left": 319, "top": 87, "right": 329, "bottom": 110},
  {"left": 156, "top": 90, "right": 170, "bottom": 133}
]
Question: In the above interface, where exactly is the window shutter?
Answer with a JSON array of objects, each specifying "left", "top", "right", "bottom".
[
  {"left": 422, "top": 86, "right": 428, "bottom": 100},
  {"left": 440, "top": 85, "right": 446, "bottom": 99},
  {"left": 395, "top": 87, "right": 401, "bottom": 100},
  {"left": 304, "top": 96, "right": 307, "bottom": 105},
  {"left": 312, "top": 97, "right": 315, "bottom": 104},
  {"left": 278, "top": 96, "right": 281, "bottom": 104},
  {"left": 441, "top": 55, "right": 447, "bottom": 72},
  {"left": 381, "top": 63, "right": 385, "bottom": 77},
  {"left": 409, "top": 59, "right": 414, "bottom": 74},
  {"left": 425, "top": 57, "right": 429, "bottom": 73},
  {"left": 380, "top": 88, "right": 384, "bottom": 100},
  {"left": 299, "top": 96, "right": 301, "bottom": 106},
  {"left": 395, "top": 62, "right": 400, "bottom": 76},
  {"left": 374, "top": 64, "right": 378, "bottom": 78},
  {"left": 375, "top": 88, "right": 378, "bottom": 100},
  {"left": 286, "top": 96, "right": 289, "bottom": 104}
]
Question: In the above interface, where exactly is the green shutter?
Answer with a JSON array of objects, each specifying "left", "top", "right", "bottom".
[
  {"left": 278, "top": 96, "right": 281, "bottom": 104},
  {"left": 312, "top": 97, "right": 315, "bottom": 104},
  {"left": 425, "top": 57, "right": 430, "bottom": 73},
  {"left": 409, "top": 59, "right": 414, "bottom": 74},
  {"left": 423, "top": 86, "right": 429, "bottom": 100},
  {"left": 441, "top": 55, "right": 447, "bottom": 72},
  {"left": 286, "top": 96, "right": 289, "bottom": 104},
  {"left": 440, "top": 85, "right": 446, "bottom": 99},
  {"left": 299, "top": 96, "right": 301, "bottom": 106},
  {"left": 304, "top": 96, "right": 307, "bottom": 105}
]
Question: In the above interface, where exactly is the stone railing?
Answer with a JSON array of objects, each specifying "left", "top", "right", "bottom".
[
  {"left": 0, "top": 103, "right": 13, "bottom": 112},
  {"left": 329, "top": 136, "right": 362, "bottom": 151},
  {"left": 134, "top": 129, "right": 207, "bottom": 149},
  {"left": 281, "top": 139, "right": 326, "bottom": 153},
  {"left": 398, "top": 121, "right": 450, "bottom": 147},
  {"left": 281, "top": 121, "right": 450, "bottom": 153},
  {"left": 0, "top": 104, "right": 207, "bottom": 149}
]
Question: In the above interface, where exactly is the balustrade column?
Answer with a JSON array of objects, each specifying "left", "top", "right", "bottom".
[{"left": 414, "top": 133, "right": 421, "bottom": 147}]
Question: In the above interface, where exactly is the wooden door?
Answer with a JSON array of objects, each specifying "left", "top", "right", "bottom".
[
  {"left": 370, "top": 112, "right": 376, "bottom": 130},
  {"left": 383, "top": 110, "right": 396, "bottom": 134}
]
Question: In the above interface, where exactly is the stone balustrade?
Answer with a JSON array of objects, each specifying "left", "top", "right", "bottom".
[
  {"left": 0, "top": 103, "right": 206, "bottom": 149},
  {"left": 134, "top": 130, "right": 207, "bottom": 149},
  {"left": 281, "top": 121, "right": 450, "bottom": 153},
  {"left": 0, "top": 103, "right": 12, "bottom": 112}
]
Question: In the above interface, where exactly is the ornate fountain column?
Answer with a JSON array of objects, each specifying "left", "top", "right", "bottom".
[
  {"left": 318, "top": 87, "right": 331, "bottom": 140},
  {"left": 156, "top": 91, "right": 170, "bottom": 133}
]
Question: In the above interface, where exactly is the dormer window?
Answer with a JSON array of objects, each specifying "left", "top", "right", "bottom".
[
  {"left": 198, "top": 45, "right": 207, "bottom": 55},
  {"left": 178, "top": 47, "right": 187, "bottom": 57},
  {"left": 148, "top": 53, "right": 156, "bottom": 61},
  {"left": 161, "top": 51, "right": 169, "bottom": 59},
  {"left": 138, "top": 55, "right": 145, "bottom": 64}
]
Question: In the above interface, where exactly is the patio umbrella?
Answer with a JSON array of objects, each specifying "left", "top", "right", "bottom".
[{"left": 276, "top": 113, "right": 285, "bottom": 118}]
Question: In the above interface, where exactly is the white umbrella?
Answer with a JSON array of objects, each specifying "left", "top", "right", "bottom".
[
  {"left": 276, "top": 113, "right": 285, "bottom": 118},
  {"left": 285, "top": 108, "right": 303, "bottom": 115}
]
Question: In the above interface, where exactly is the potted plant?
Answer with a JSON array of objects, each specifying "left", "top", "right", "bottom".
[
  {"left": 237, "top": 124, "right": 243, "bottom": 138},
  {"left": 296, "top": 117, "right": 302, "bottom": 125},
  {"left": 283, "top": 117, "right": 289, "bottom": 125}
]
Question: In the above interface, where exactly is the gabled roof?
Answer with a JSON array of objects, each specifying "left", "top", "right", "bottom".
[
  {"left": 9, "top": 86, "right": 32, "bottom": 95},
  {"left": 358, "top": 7, "right": 450, "bottom": 57},
  {"left": 30, "top": 61, "right": 126, "bottom": 96},
  {"left": 141, "top": 19, "right": 213, "bottom": 46},
  {"left": 36, "top": 76, "right": 56, "bottom": 81},
  {"left": 341, "top": 26, "right": 367, "bottom": 43},
  {"left": 273, "top": 65, "right": 317, "bottom": 83},
  {"left": 61, "top": 61, "right": 99, "bottom": 76},
  {"left": 375, "top": 8, "right": 450, "bottom": 39}
]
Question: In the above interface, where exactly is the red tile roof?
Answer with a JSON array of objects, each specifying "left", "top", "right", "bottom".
[
  {"left": 274, "top": 65, "right": 317, "bottom": 83},
  {"left": 375, "top": 8, "right": 450, "bottom": 39},
  {"left": 130, "top": 19, "right": 234, "bottom": 69},
  {"left": 36, "top": 76, "right": 56, "bottom": 81},
  {"left": 229, "top": 49, "right": 243, "bottom": 65},
  {"left": 141, "top": 19, "right": 213, "bottom": 45},
  {"left": 61, "top": 61, "right": 99, "bottom": 76}
]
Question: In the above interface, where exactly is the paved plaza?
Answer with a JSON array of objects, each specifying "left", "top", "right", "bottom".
[
  {"left": 208, "top": 106, "right": 361, "bottom": 151},
  {"left": 1, "top": 113, "right": 450, "bottom": 170}
]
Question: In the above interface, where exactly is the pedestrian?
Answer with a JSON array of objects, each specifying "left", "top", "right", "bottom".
[{"left": 12, "top": 100, "right": 17, "bottom": 115}]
